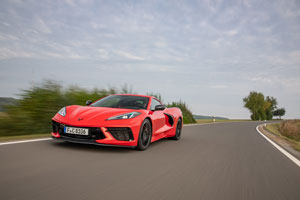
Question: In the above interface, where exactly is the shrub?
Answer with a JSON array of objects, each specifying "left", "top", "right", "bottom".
[{"left": 167, "top": 101, "right": 196, "bottom": 124}]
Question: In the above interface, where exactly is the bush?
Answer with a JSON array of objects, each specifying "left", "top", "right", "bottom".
[
  {"left": 167, "top": 101, "right": 196, "bottom": 124},
  {"left": 279, "top": 120, "right": 300, "bottom": 142}
]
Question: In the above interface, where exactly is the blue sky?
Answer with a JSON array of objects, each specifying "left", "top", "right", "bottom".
[{"left": 1, "top": 0, "right": 300, "bottom": 118}]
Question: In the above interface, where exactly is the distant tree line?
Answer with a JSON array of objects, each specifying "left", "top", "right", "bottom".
[
  {"left": 243, "top": 91, "right": 285, "bottom": 120},
  {"left": 0, "top": 80, "right": 195, "bottom": 137}
]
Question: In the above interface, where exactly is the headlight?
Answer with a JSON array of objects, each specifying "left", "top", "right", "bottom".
[
  {"left": 107, "top": 112, "right": 141, "bottom": 120},
  {"left": 58, "top": 107, "right": 66, "bottom": 117}
]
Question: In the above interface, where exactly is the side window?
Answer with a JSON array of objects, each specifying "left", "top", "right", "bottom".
[{"left": 150, "top": 99, "right": 162, "bottom": 110}]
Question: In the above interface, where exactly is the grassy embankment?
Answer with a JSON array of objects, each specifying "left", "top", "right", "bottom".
[{"left": 265, "top": 120, "right": 300, "bottom": 151}]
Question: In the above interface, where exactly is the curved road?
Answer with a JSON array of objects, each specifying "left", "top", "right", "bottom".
[{"left": 1, "top": 122, "right": 299, "bottom": 200}]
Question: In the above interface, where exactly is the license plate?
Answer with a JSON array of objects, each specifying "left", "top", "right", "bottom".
[{"left": 64, "top": 126, "right": 89, "bottom": 135}]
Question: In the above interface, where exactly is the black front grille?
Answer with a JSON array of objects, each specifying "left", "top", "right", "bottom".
[
  {"left": 52, "top": 120, "right": 105, "bottom": 140},
  {"left": 107, "top": 127, "right": 134, "bottom": 141}
]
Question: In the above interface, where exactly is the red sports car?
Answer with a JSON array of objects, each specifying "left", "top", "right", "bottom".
[{"left": 51, "top": 94, "right": 183, "bottom": 150}]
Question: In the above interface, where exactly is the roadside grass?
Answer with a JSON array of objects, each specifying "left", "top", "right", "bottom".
[
  {"left": 279, "top": 120, "right": 300, "bottom": 141},
  {"left": 0, "top": 133, "right": 50, "bottom": 142},
  {"left": 266, "top": 123, "right": 300, "bottom": 152},
  {"left": 196, "top": 119, "right": 251, "bottom": 124},
  {"left": 0, "top": 112, "right": 8, "bottom": 118}
]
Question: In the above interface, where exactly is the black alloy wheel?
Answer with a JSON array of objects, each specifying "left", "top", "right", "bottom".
[
  {"left": 136, "top": 119, "right": 152, "bottom": 150},
  {"left": 171, "top": 118, "right": 182, "bottom": 140}
]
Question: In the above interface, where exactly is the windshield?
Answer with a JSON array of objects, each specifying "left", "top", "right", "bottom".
[{"left": 91, "top": 95, "right": 149, "bottom": 110}]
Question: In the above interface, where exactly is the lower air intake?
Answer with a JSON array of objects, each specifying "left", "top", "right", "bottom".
[{"left": 107, "top": 127, "right": 134, "bottom": 141}]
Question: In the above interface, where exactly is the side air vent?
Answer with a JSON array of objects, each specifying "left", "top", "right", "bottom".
[{"left": 164, "top": 113, "right": 174, "bottom": 126}]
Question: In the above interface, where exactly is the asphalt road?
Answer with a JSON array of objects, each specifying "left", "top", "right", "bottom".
[{"left": 1, "top": 122, "right": 300, "bottom": 200}]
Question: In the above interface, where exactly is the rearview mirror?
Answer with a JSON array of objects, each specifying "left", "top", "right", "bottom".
[
  {"left": 154, "top": 105, "right": 166, "bottom": 111},
  {"left": 86, "top": 100, "right": 93, "bottom": 106}
]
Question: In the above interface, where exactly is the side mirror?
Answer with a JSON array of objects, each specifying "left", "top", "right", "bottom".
[
  {"left": 154, "top": 105, "right": 166, "bottom": 111},
  {"left": 86, "top": 100, "right": 93, "bottom": 106}
]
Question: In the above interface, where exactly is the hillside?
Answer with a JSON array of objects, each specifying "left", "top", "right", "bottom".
[
  {"left": 0, "top": 97, "right": 18, "bottom": 111},
  {"left": 193, "top": 114, "right": 229, "bottom": 120}
]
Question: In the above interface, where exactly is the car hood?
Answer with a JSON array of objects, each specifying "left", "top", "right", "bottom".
[{"left": 53, "top": 105, "right": 145, "bottom": 126}]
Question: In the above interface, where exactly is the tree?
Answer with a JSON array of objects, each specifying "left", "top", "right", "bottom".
[
  {"left": 265, "top": 96, "right": 277, "bottom": 120},
  {"left": 243, "top": 91, "right": 266, "bottom": 120},
  {"left": 273, "top": 108, "right": 286, "bottom": 119},
  {"left": 243, "top": 91, "right": 278, "bottom": 120}
]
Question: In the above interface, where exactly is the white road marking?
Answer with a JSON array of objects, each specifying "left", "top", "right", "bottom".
[
  {"left": 0, "top": 138, "right": 51, "bottom": 146},
  {"left": 256, "top": 125, "right": 300, "bottom": 168}
]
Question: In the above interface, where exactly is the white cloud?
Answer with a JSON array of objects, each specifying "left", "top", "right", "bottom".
[
  {"left": 114, "top": 50, "right": 145, "bottom": 61},
  {"left": 0, "top": 47, "right": 34, "bottom": 59},
  {"left": 154, "top": 42, "right": 167, "bottom": 48},
  {"left": 0, "top": 33, "right": 19, "bottom": 41},
  {"left": 226, "top": 29, "right": 238, "bottom": 36},
  {"left": 209, "top": 84, "right": 229, "bottom": 89},
  {"left": 249, "top": 74, "right": 300, "bottom": 93},
  {"left": 96, "top": 49, "right": 109, "bottom": 59},
  {"left": 64, "top": 0, "right": 76, "bottom": 7},
  {"left": 35, "top": 17, "right": 52, "bottom": 34}
]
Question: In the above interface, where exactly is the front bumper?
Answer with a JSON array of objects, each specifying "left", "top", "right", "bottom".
[
  {"left": 52, "top": 136, "right": 135, "bottom": 148},
  {"left": 51, "top": 120, "right": 139, "bottom": 147}
]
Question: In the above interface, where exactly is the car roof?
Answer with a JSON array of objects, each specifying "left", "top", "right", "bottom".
[{"left": 112, "top": 94, "right": 153, "bottom": 98}]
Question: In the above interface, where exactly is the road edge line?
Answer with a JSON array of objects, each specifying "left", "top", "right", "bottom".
[
  {"left": 256, "top": 125, "right": 300, "bottom": 168},
  {"left": 0, "top": 138, "right": 51, "bottom": 146}
]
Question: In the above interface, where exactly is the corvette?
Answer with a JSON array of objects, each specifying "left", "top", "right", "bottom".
[{"left": 51, "top": 94, "right": 183, "bottom": 150}]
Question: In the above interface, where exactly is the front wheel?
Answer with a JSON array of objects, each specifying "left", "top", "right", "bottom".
[
  {"left": 170, "top": 118, "right": 182, "bottom": 140},
  {"left": 136, "top": 119, "right": 152, "bottom": 151}
]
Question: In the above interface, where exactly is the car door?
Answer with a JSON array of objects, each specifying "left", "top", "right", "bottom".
[{"left": 149, "top": 98, "right": 165, "bottom": 134}]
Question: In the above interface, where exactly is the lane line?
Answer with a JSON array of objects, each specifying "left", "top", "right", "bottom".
[
  {"left": 256, "top": 125, "right": 300, "bottom": 168},
  {"left": 0, "top": 138, "right": 51, "bottom": 146}
]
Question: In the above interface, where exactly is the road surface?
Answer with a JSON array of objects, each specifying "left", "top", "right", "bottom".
[{"left": 1, "top": 122, "right": 299, "bottom": 200}]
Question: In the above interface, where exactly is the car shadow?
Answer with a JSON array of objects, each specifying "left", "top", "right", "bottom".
[
  {"left": 50, "top": 140, "right": 135, "bottom": 153},
  {"left": 50, "top": 137, "right": 173, "bottom": 153}
]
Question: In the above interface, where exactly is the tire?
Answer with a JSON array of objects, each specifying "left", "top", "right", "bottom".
[
  {"left": 136, "top": 119, "right": 152, "bottom": 151},
  {"left": 170, "top": 118, "right": 182, "bottom": 140}
]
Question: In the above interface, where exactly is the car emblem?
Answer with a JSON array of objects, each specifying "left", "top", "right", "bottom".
[{"left": 78, "top": 117, "right": 83, "bottom": 121}]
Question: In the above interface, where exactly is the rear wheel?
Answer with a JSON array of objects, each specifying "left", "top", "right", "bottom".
[
  {"left": 170, "top": 118, "right": 182, "bottom": 140},
  {"left": 136, "top": 119, "right": 152, "bottom": 151}
]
